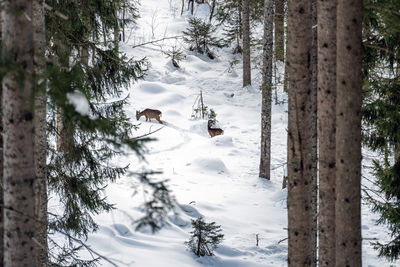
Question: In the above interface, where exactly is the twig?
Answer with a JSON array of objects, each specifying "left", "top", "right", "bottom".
[
  {"left": 43, "top": 3, "right": 69, "bottom": 20},
  {"left": 278, "top": 237, "right": 288, "bottom": 244},
  {"left": 363, "top": 237, "right": 378, "bottom": 241},
  {"left": 131, "top": 126, "right": 165, "bottom": 140},
  {"left": 56, "top": 229, "right": 118, "bottom": 267},
  {"left": 132, "top": 35, "right": 183, "bottom": 48}
]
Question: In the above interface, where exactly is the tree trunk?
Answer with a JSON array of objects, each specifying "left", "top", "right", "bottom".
[
  {"left": 274, "top": 0, "right": 285, "bottom": 61},
  {"left": 189, "top": 0, "right": 194, "bottom": 15},
  {"left": 0, "top": 3, "right": 3, "bottom": 264},
  {"left": 209, "top": 0, "right": 216, "bottom": 22},
  {"left": 81, "top": 46, "right": 90, "bottom": 66},
  {"left": 242, "top": 0, "right": 251, "bottom": 87},
  {"left": 55, "top": 41, "right": 74, "bottom": 152},
  {"left": 335, "top": 0, "right": 363, "bottom": 266},
  {"left": 307, "top": 1, "right": 318, "bottom": 265},
  {"left": 317, "top": 0, "right": 337, "bottom": 265},
  {"left": 259, "top": 0, "right": 274, "bottom": 180},
  {"left": 2, "top": 0, "right": 36, "bottom": 265},
  {"left": 122, "top": 4, "right": 126, "bottom": 42},
  {"left": 287, "top": 0, "right": 314, "bottom": 265},
  {"left": 33, "top": 0, "right": 48, "bottom": 265},
  {"left": 114, "top": 8, "right": 119, "bottom": 54}
]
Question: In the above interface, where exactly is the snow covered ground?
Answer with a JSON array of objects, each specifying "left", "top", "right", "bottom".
[{"left": 83, "top": 1, "right": 392, "bottom": 266}]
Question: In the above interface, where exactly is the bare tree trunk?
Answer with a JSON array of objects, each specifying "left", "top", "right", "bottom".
[
  {"left": 33, "top": 1, "right": 48, "bottom": 265},
  {"left": 33, "top": 0, "right": 48, "bottom": 264},
  {"left": 209, "top": 0, "right": 216, "bottom": 22},
  {"left": 335, "top": 0, "right": 363, "bottom": 266},
  {"left": 242, "top": 0, "right": 251, "bottom": 87},
  {"left": 122, "top": 4, "right": 126, "bottom": 42},
  {"left": 189, "top": 0, "right": 194, "bottom": 15},
  {"left": 284, "top": 23, "right": 288, "bottom": 93},
  {"left": 0, "top": 2, "right": 3, "bottom": 264},
  {"left": 2, "top": 0, "right": 36, "bottom": 265},
  {"left": 56, "top": 42, "right": 74, "bottom": 152},
  {"left": 181, "top": 0, "right": 185, "bottom": 15},
  {"left": 81, "top": 46, "right": 90, "bottom": 66},
  {"left": 114, "top": 8, "right": 119, "bottom": 54},
  {"left": 259, "top": 0, "right": 274, "bottom": 180},
  {"left": 274, "top": 0, "right": 285, "bottom": 62},
  {"left": 317, "top": 0, "right": 337, "bottom": 265},
  {"left": 287, "top": 0, "right": 314, "bottom": 265},
  {"left": 307, "top": 1, "right": 318, "bottom": 265}
]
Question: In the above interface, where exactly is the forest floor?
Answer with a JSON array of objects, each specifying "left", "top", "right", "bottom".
[{"left": 82, "top": 1, "right": 391, "bottom": 266}]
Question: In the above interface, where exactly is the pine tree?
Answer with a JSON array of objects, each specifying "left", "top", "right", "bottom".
[
  {"left": 287, "top": 0, "right": 314, "bottom": 264},
  {"left": 215, "top": 0, "right": 243, "bottom": 54},
  {"left": 43, "top": 0, "right": 174, "bottom": 264},
  {"left": 335, "top": 0, "right": 363, "bottom": 265},
  {"left": 242, "top": 0, "right": 251, "bottom": 86},
  {"left": 259, "top": 0, "right": 273, "bottom": 180},
  {"left": 33, "top": 0, "right": 48, "bottom": 265},
  {"left": 1, "top": 0, "right": 36, "bottom": 265},
  {"left": 274, "top": 0, "right": 285, "bottom": 61},
  {"left": 362, "top": 0, "right": 400, "bottom": 262},
  {"left": 308, "top": 1, "right": 318, "bottom": 264},
  {"left": 182, "top": 17, "right": 224, "bottom": 59},
  {"left": 0, "top": 1, "right": 4, "bottom": 264},
  {"left": 185, "top": 217, "right": 224, "bottom": 257},
  {"left": 317, "top": 0, "right": 337, "bottom": 265}
]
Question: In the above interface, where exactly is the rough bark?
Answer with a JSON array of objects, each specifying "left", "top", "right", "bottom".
[
  {"left": 2, "top": 0, "right": 36, "bottom": 265},
  {"left": 274, "top": 0, "right": 285, "bottom": 61},
  {"left": 242, "top": 0, "right": 251, "bottom": 87},
  {"left": 259, "top": 0, "right": 274, "bottom": 180},
  {"left": 0, "top": 2, "right": 3, "bottom": 265},
  {"left": 56, "top": 42, "right": 74, "bottom": 152},
  {"left": 33, "top": 0, "right": 48, "bottom": 265},
  {"left": 307, "top": 1, "right": 318, "bottom": 265},
  {"left": 287, "top": 0, "right": 314, "bottom": 265},
  {"left": 317, "top": 0, "right": 337, "bottom": 265},
  {"left": 335, "top": 0, "right": 363, "bottom": 266}
]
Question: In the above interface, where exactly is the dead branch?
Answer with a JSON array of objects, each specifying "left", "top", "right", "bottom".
[
  {"left": 44, "top": 2, "right": 69, "bottom": 20},
  {"left": 132, "top": 35, "right": 183, "bottom": 48}
]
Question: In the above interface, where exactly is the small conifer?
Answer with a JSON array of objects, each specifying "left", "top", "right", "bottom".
[{"left": 185, "top": 217, "right": 224, "bottom": 257}]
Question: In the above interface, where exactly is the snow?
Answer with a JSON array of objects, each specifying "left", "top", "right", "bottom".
[
  {"left": 67, "top": 90, "right": 90, "bottom": 116},
  {"left": 83, "top": 1, "right": 392, "bottom": 266}
]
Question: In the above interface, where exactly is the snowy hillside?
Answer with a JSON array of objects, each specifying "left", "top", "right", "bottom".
[{"left": 83, "top": 1, "right": 391, "bottom": 266}]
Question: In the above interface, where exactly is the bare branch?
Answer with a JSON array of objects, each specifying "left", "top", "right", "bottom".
[
  {"left": 132, "top": 35, "right": 183, "bottom": 48},
  {"left": 44, "top": 2, "right": 69, "bottom": 20},
  {"left": 131, "top": 125, "right": 165, "bottom": 140}
]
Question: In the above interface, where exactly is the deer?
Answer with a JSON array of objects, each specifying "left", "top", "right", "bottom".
[
  {"left": 136, "top": 109, "right": 163, "bottom": 124},
  {"left": 207, "top": 120, "right": 224, "bottom": 137}
]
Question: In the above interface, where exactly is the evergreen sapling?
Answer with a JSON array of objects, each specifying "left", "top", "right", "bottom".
[{"left": 186, "top": 217, "right": 224, "bottom": 257}]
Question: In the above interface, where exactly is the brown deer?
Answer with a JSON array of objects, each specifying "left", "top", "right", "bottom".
[
  {"left": 207, "top": 120, "right": 224, "bottom": 137},
  {"left": 136, "top": 109, "right": 163, "bottom": 124}
]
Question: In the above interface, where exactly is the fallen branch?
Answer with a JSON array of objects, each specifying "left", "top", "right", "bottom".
[
  {"left": 131, "top": 125, "right": 165, "bottom": 140},
  {"left": 132, "top": 35, "right": 183, "bottom": 48}
]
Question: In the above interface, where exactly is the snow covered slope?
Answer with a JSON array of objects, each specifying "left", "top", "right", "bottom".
[{"left": 84, "top": 1, "right": 391, "bottom": 266}]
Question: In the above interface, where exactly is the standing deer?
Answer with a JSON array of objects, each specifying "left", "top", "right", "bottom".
[
  {"left": 136, "top": 109, "right": 163, "bottom": 124},
  {"left": 207, "top": 120, "right": 223, "bottom": 137}
]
